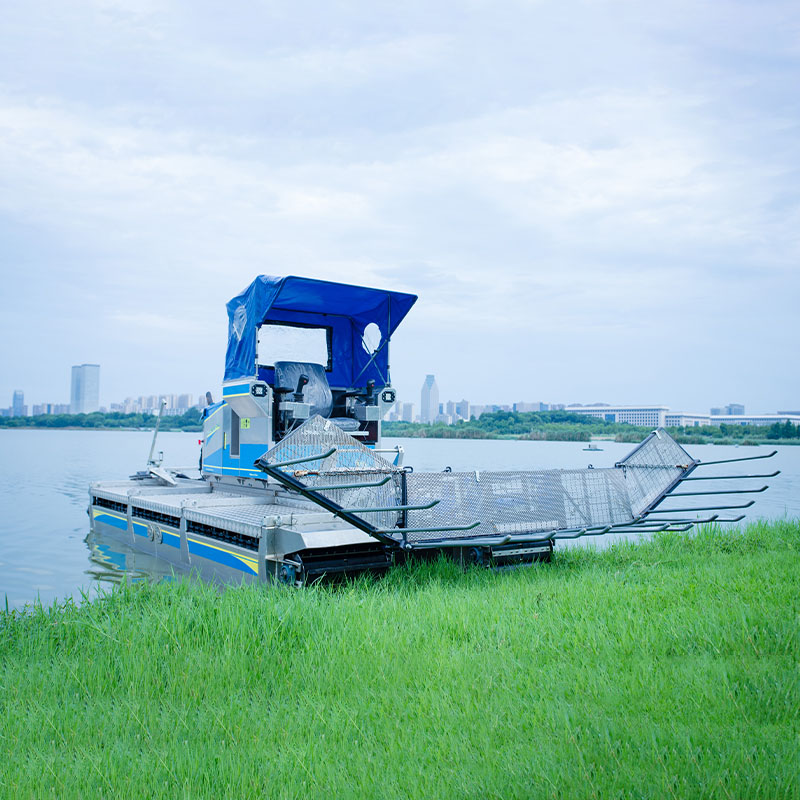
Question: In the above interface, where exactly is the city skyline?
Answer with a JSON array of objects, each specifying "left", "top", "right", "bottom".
[
  {"left": 4, "top": 342, "right": 797, "bottom": 417},
  {"left": 1, "top": 365, "right": 209, "bottom": 417},
  {"left": 388, "top": 372, "right": 796, "bottom": 426},
  {"left": 3, "top": 359, "right": 795, "bottom": 420}
]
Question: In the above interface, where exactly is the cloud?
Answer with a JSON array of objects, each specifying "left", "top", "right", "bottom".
[{"left": 0, "top": 0, "right": 798, "bottom": 411}]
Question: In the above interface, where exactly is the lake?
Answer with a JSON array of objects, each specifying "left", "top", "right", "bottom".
[{"left": 1, "top": 428, "right": 797, "bottom": 610}]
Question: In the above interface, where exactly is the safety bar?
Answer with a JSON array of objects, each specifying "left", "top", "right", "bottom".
[
  {"left": 520, "top": 518, "right": 641, "bottom": 539},
  {"left": 693, "top": 450, "right": 777, "bottom": 467},
  {"left": 394, "top": 508, "right": 730, "bottom": 549},
  {"left": 381, "top": 521, "right": 481, "bottom": 538},
  {"left": 552, "top": 521, "right": 710, "bottom": 539},
  {"left": 634, "top": 513, "right": 718, "bottom": 525},
  {"left": 640, "top": 514, "right": 745, "bottom": 524},
  {"left": 666, "top": 485, "right": 768, "bottom": 497},
  {"left": 607, "top": 523, "right": 684, "bottom": 532},
  {"left": 398, "top": 531, "right": 508, "bottom": 550},
  {"left": 601, "top": 525, "right": 691, "bottom": 534},
  {"left": 552, "top": 526, "right": 605, "bottom": 540},
  {"left": 582, "top": 521, "right": 698, "bottom": 536},
  {"left": 679, "top": 470, "right": 780, "bottom": 481},
  {"left": 264, "top": 448, "right": 337, "bottom": 469},
  {"left": 648, "top": 500, "right": 755, "bottom": 513},
  {"left": 308, "top": 476, "right": 392, "bottom": 490},
  {"left": 600, "top": 524, "right": 679, "bottom": 535},
  {"left": 546, "top": 516, "right": 667, "bottom": 536},
  {"left": 343, "top": 499, "right": 440, "bottom": 514},
  {"left": 502, "top": 508, "right": 734, "bottom": 541}
]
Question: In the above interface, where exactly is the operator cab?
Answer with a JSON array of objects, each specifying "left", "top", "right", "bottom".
[
  {"left": 200, "top": 275, "right": 416, "bottom": 481},
  {"left": 256, "top": 319, "right": 383, "bottom": 444}
]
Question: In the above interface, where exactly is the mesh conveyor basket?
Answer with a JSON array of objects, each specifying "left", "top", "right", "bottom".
[
  {"left": 256, "top": 417, "right": 699, "bottom": 546},
  {"left": 402, "top": 468, "right": 633, "bottom": 541}
]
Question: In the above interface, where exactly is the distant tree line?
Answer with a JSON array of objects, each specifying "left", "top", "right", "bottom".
[
  {"left": 383, "top": 410, "right": 649, "bottom": 441},
  {"left": 3, "top": 408, "right": 797, "bottom": 443},
  {"left": 0, "top": 408, "right": 203, "bottom": 431}
]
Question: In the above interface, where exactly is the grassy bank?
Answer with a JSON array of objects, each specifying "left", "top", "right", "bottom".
[{"left": 2, "top": 521, "right": 798, "bottom": 798}]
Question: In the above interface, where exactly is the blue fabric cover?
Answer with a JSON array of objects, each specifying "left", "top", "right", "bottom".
[{"left": 224, "top": 275, "right": 417, "bottom": 388}]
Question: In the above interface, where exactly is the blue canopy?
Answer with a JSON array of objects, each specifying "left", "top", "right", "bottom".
[{"left": 224, "top": 275, "right": 417, "bottom": 388}]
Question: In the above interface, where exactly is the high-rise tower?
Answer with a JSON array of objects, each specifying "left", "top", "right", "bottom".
[
  {"left": 420, "top": 374, "right": 439, "bottom": 424},
  {"left": 11, "top": 390, "right": 25, "bottom": 417},
  {"left": 70, "top": 364, "right": 100, "bottom": 413}
]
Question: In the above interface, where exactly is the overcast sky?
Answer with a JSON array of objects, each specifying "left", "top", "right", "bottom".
[{"left": 1, "top": 0, "right": 798, "bottom": 413}]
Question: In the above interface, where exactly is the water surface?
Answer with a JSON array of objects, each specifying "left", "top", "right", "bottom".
[{"left": 1, "top": 429, "right": 796, "bottom": 610}]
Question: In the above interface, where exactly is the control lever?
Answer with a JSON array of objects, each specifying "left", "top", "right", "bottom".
[
  {"left": 294, "top": 374, "right": 309, "bottom": 402},
  {"left": 341, "top": 379, "right": 378, "bottom": 402}
]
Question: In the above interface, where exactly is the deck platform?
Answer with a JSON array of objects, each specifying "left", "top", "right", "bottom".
[{"left": 89, "top": 476, "right": 380, "bottom": 583}]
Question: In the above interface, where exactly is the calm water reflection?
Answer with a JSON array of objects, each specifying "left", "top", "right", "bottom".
[{"left": 1, "top": 429, "right": 797, "bottom": 610}]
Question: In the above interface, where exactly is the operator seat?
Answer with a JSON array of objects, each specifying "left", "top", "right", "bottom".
[{"left": 273, "top": 361, "right": 360, "bottom": 432}]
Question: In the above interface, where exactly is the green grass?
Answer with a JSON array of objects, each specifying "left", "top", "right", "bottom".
[{"left": 2, "top": 521, "right": 799, "bottom": 799}]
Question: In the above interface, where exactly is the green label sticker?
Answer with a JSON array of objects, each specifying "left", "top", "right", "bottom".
[{"left": 240, "top": 418, "right": 251, "bottom": 429}]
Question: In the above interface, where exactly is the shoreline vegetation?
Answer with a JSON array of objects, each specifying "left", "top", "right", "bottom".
[
  {"left": 0, "top": 408, "right": 203, "bottom": 432},
  {"left": 1, "top": 520, "right": 797, "bottom": 796},
  {"left": 384, "top": 411, "right": 800, "bottom": 446},
  {"left": 1, "top": 408, "right": 798, "bottom": 446}
]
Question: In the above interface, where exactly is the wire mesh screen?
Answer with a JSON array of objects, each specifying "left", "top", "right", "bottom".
[
  {"left": 404, "top": 468, "right": 634, "bottom": 542},
  {"left": 616, "top": 431, "right": 695, "bottom": 517},
  {"left": 258, "top": 416, "right": 403, "bottom": 530},
  {"left": 301, "top": 469, "right": 403, "bottom": 530}
]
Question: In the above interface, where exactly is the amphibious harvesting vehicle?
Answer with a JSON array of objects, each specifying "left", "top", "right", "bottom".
[{"left": 89, "top": 276, "right": 777, "bottom": 585}]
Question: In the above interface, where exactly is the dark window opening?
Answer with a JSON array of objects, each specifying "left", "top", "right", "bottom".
[
  {"left": 187, "top": 520, "right": 259, "bottom": 552},
  {"left": 132, "top": 507, "right": 181, "bottom": 528},
  {"left": 92, "top": 496, "right": 127, "bottom": 514},
  {"left": 231, "top": 410, "right": 240, "bottom": 457}
]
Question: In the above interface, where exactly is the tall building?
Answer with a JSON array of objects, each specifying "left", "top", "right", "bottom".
[
  {"left": 455, "top": 399, "right": 470, "bottom": 420},
  {"left": 420, "top": 375, "right": 439, "bottom": 424},
  {"left": 401, "top": 402, "right": 415, "bottom": 422},
  {"left": 11, "top": 390, "right": 25, "bottom": 417},
  {"left": 70, "top": 364, "right": 100, "bottom": 413}
]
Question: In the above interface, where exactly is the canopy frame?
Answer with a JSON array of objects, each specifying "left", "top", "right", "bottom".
[{"left": 224, "top": 275, "right": 417, "bottom": 389}]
